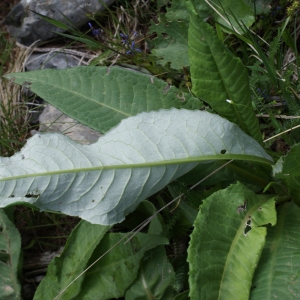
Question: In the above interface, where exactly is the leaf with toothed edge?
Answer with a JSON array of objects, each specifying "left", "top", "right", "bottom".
[
  {"left": 188, "top": 182, "right": 277, "bottom": 300},
  {"left": 3, "top": 66, "right": 202, "bottom": 134},
  {"left": 188, "top": 14, "right": 262, "bottom": 143}
]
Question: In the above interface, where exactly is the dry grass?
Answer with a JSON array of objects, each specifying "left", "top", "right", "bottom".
[
  {"left": 0, "top": 40, "right": 34, "bottom": 156},
  {"left": 0, "top": 0, "right": 45, "bottom": 156}
]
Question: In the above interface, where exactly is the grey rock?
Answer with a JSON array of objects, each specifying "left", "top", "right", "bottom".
[
  {"left": 4, "top": 2, "right": 24, "bottom": 27},
  {"left": 24, "top": 51, "right": 84, "bottom": 124},
  {"left": 39, "top": 105, "right": 102, "bottom": 145},
  {"left": 6, "top": 0, "right": 115, "bottom": 46},
  {"left": 23, "top": 48, "right": 101, "bottom": 145},
  {"left": 25, "top": 52, "right": 82, "bottom": 71}
]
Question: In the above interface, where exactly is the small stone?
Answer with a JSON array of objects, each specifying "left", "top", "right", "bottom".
[{"left": 5, "top": 0, "right": 115, "bottom": 46}]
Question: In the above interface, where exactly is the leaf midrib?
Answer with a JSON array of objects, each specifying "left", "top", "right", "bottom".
[
  {"left": 218, "top": 199, "right": 268, "bottom": 299},
  {"left": 0, "top": 154, "right": 273, "bottom": 182},
  {"left": 12, "top": 74, "right": 132, "bottom": 118}
]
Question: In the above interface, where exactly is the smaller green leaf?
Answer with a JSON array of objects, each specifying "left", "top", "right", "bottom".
[
  {"left": 74, "top": 233, "right": 168, "bottom": 300},
  {"left": 122, "top": 200, "right": 164, "bottom": 236},
  {"left": 165, "top": 1, "right": 190, "bottom": 23},
  {"left": 190, "top": 0, "right": 255, "bottom": 29},
  {"left": 273, "top": 143, "right": 300, "bottom": 204},
  {"left": 250, "top": 0, "right": 272, "bottom": 14},
  {"left": 251, "top": 202, "right": 300, "bottom": 299},
  {"left": 0, "top": 209, "right": 21, "bottom": 300},
  {"left": 205, "top": 0, "right": 254, "bottom": 30},
  {"left": 148, "top": 0, "right": 198, "bottom": 69},
  {"left": 188, "top": 182, "right": 277, "bottom": 300},
  {"left": 34, "top": 221, "right": 110, "bottom": 300},
  {"left": 174, "top": 290, "right": 190, "bottom": 299},
  {"left": 149, "top": 16, "right": 189, "bottom": 69},
  {"left": 273, "top": 143, "right": 300, "bottom": 177},
  {"left": 125, "top": 246, "right": 175, "bottom": 300},
  {"left": 280, "top": 176, "right": 300, "bottom": 205}
]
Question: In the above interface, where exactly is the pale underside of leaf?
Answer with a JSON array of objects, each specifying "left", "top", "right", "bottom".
[{"left": 0, "top": 109, "right": 272, "bottom": 225}]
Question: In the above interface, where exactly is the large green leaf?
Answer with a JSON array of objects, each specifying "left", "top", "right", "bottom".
[
  {"left": 188, "top": 182, "right": 277, "bottom": 300},
  {"left": 73, "top": 232, "right": 168, "bottom": 300},
  {"left": 188, "top": 14, "right": 262, "bottom": 143},
  {"left": 0, "top": 209, "right": 21, "bottom": 300},
  {"left": 251, "top": 202, "right": 300, "bottom": 299},
  {"left": 3, "top": 66, "right": 201, "bottom": 134},
  {"left": 0, "top": 109, "right": 272, "bottom": 225},
  {"left": 34, "top": 221, "right": 110, "bottom": 300}
]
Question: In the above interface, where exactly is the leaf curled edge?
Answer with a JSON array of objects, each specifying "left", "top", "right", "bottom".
[{"left": 0, "top": 109, "right": 272, "bottom": 225}]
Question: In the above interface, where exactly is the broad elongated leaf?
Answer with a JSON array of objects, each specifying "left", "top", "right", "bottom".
[
  {"left": 34, "top": 221, "right": 110, "bottom": 300},
  {"left": 251, "top": 202, "right": 300, "bottom": 299},
  {"left": 188, "top": 182, "right": 277, "bottom": 300},
  {"left": 188, "top": 14, "right": 262, "bottom": 143},
  {"left": 0, "top": 209, "right": 21, "bottom": 300},
  {"left": 74, "top": 232, "right": 168, "bottom": 300},
  {"left": 4, "top": 66, "right": 201, "bottom": 134},
  {"left": 0, "top": 109, "right": 272, "bottom": 225}
]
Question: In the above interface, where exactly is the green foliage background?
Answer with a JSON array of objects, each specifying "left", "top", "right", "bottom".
[{"left": 1, "top": 0, "right": 300, "bottom": 299}]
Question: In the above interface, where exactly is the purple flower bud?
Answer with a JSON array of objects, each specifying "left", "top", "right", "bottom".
[
  {"left": 93, "top": 28, "right": 101, "bottom": 36},
  {"left": 88, "top": 22, "right": 101, "bottom": 37},
  {"left": 120, "top": 33, "right": 129, "bottom": 45}
]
